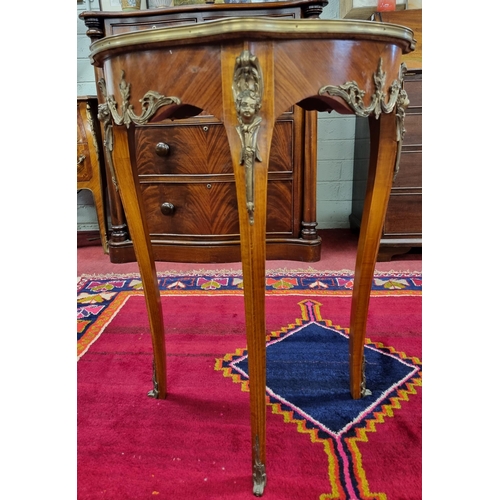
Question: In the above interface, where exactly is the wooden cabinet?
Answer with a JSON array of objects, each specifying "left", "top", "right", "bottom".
[
  {"left": 80, "top": 1, "right": 326, "bottom": 263},
  {"left": 77, "top": 96, "right": 108, "bottom": 252},
  {"left": 349, "top": 9, "right": 422, "bottom": 261}
]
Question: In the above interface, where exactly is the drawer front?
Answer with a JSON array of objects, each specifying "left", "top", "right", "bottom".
[
  {"left": 136, "top": 123, "right": 233, "bottom": 176},
  {"left": 141, "top": 182, "right": 239, "bottom": 236},
  {"left": 105, "top": 8, "right": 299, "bottom": 36},
  {"left": 393, "top": 152, "right": 422, "bottom": 188},
  {"left": 107, "top": 17, "right": 198, "bottom": 36},
  {"left": 140, "top": 180, "right": 293, "bottom": 237},
  {"left": 269, "top": 119, "right": 294, "bottom": 173},
  {"left": 404, "top": 78, "right": 422, "bottom": 107},
  {"left": 384, "top": 193, "right": 422, "bottom": 236},
  {"left": 136, "top": 120, "right": 294, "bottom": 177},
  {"left": 395, "top": 76, "right": 421, "bottom": 189},
  {"left": 266, "top": 180, "right": 294, "bottom": 234},
  {"left": 403, "top": 113, "right": 422, "bottom": 146}
]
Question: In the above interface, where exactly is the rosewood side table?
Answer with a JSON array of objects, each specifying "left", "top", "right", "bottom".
[{"left": 84, "top": 15, "right": 414, "bottom": 496}]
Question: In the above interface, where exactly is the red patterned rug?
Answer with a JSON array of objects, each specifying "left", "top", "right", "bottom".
[{"left": 77, "top": 271, "right": 421, "bottom": 499}]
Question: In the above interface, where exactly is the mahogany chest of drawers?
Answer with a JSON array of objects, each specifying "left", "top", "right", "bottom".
[
  {"left": 349, "top": 9, "right": 422, "bottom": 261},
  {"left": 81, "top": 0, "right": 326, "bottom": 263}
]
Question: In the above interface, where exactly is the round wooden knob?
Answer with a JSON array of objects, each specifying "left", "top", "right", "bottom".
[
  {"left": 160, "top": 202, "right": 175, "bottom": 216},
  {"left": 155, "top": 142, "right": 170, "bottom": 157}
]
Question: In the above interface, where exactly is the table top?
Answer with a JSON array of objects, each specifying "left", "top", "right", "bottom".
[{"left": 89, "top": 17, "right": 415, "bottom": 66}]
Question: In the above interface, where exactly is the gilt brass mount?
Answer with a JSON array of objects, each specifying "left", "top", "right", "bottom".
[
  {"left": 97, "top": 99, "right": 118, "bottom": 192},
  {"left": 252, "top": 435, "right": 267, "bottom": 496},
  {"left": 77, "top": 154, "right": 86, "bottom": 167},
  {"left": 147, "top": 359, "right": 160, "bottom": 399},
  {"left": 97, "top": 73, "right": 182, "bottom": 191},
  {"left": 233, "top": 50, "right": 264, "bottom": 225},
  {"left": 319, "top": 58, "right": 404, "bottom": 118},
  {"left": 360, "top": 354, "right": 372, "bottom": 397},
  {"left": 319, "top": 59, "right": 409, "bottom": 180},
  {"left": 98, "top": 71, "right": 181, "bottom": 129}
]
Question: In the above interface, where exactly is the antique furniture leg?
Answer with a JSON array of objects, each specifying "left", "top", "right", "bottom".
[
  {"left": 238, "top": 197, "right": 268, "bottom": 497},
  {"left": 301, "top": 110, "right": 319, "bottom": 241},
  {"left": 222, "top": 46, "right": 273, "bottom": 496},
  {"left": 109, "top": 125, "right": 167, "bottom": 400},
  {"left": 349, "top": 112, "right": 399, "bottom": 399},
  {"left": 95, "top": 66, "right": 131, "bottom": 262}
]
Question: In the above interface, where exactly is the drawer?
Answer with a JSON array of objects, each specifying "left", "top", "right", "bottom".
[
  {"left": 141, "top": 181, "right": 239, "bottom": 236},
  {"left": 403, "top": 112, "right": 421, "bottom": 146},
  {"left": 384, "top": 193, "right": 422, "bottom": 236},
  {"left": 136, "top": 120, "right": 295, "bottom": 176},
  {"left": 404, "top": 78, "right": 422, "bottom": 108},
  {"left": 136, "top": 123, "right": 233, "bottom": 176},
  {"left": 269, "top": 120, "right": 294, "bottom": 173},
  {"left": 140, "top": 179, "right": 294, "bottom": 237},
  {"left": 106, "top": 8, "right": 300, "bottom": 36},
  {"left": 106, "top": 17, "right": 198, "bottom": 36},
  {"left": 393, "top": 151, "right": 422, "bottom": 188},
  {"left": 266, "top": 180, "right": 294, "bottom": 234}
]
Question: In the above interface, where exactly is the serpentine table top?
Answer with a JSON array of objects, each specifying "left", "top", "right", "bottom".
[{"left": 85, "top": 14, "right": 415, "bottom": 496}]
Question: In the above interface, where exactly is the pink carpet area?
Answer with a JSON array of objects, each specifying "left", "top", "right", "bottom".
[
  {"left": 77, "top": 270, "right": 422, "bottom": 499},
  {"left": 77, "top": 229, "right": 422, "bottom": 276}
]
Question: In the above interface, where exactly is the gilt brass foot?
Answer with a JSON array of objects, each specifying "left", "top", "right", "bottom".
[
  {"left": 253, "top": 462, "right": 267, "bottom": 496},
  {"left": 252, "top": 436, "right": 267, "bottom": 496},
  {"left": 147, "top": 359, "right": 159, "bottom": 398},
  {"left": 360, "top": 355, "right": 372, "bottom": 397}
]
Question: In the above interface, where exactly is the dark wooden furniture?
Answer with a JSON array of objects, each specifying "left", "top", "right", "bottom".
[
  {"left": 82, "top": 1, "right": 325, "bottom": 264},
  {"left": 350, "top": 8, "right": 422, "bottom": 261},
  {"left": 77, "top": 96, "right": 108, "bottom": 252},
  {"left": 81, "top": 7, "right": 414, "bottom": 495}
]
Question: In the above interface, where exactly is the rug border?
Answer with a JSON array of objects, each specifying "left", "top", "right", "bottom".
[{"left": 78, "top": 269, "right": 422, "bottom": 282}]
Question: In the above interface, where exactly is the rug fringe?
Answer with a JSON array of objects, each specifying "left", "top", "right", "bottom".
[{"left": 78, "top": 268, "right": 421, "bottom": 283}]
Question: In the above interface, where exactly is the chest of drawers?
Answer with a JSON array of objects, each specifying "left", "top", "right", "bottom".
[
  {"left": 349, "top": 9, "right": 422, "bottom": 261},
  {"left": 81, "top": 0, "right": 325, "bottom": 263}
]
